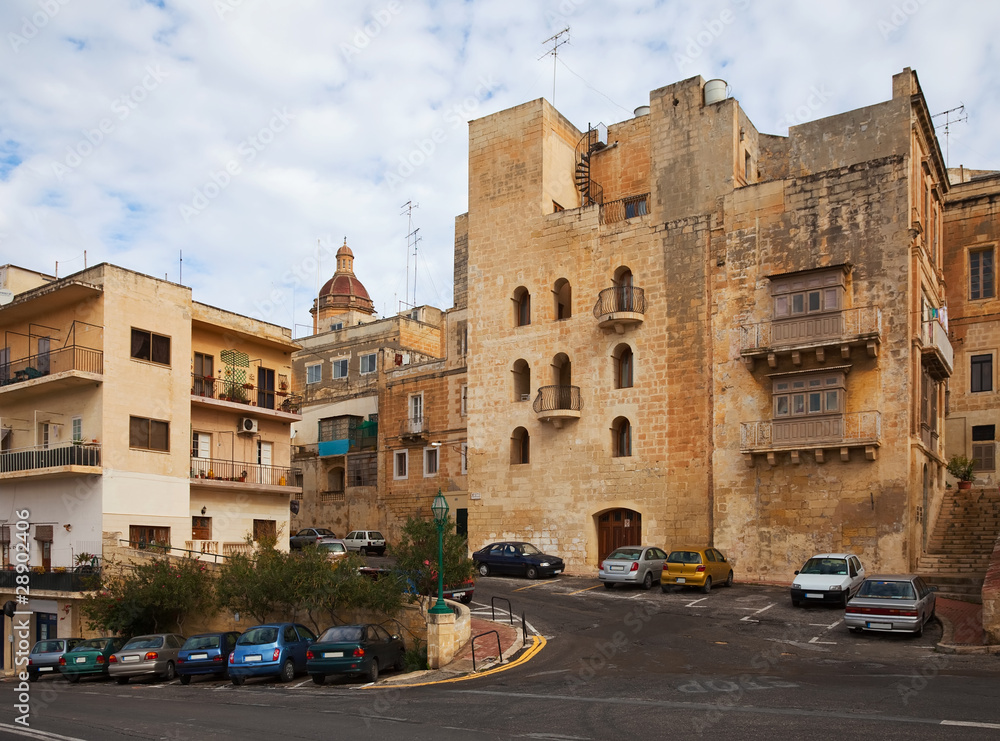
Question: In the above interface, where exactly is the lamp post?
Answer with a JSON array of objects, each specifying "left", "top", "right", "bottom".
[{"left": 429, "top": 489, "right": 451, "bottom": 615}]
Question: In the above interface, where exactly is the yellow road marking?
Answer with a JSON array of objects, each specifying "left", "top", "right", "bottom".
[
  {"left": 565, "top": 585, "right": 602, "bottom": 595},
  {"left": 513, "top": 581, "right": 550, "bottom": 592}
]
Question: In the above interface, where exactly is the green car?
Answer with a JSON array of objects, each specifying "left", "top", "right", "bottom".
[{"left": 59, "top": 637, "right": 128, "bottom": 683}]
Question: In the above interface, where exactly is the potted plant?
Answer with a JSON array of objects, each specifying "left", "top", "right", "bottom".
[{"left": 946, "top": 455, "right": 975, "bottom": 489}]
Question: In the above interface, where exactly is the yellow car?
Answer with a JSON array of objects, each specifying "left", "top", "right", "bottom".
[{"left": 661, "top": 547, "right": 734, "bottom": 594}]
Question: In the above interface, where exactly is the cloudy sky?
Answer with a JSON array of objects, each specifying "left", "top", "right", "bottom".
[{"left": 1, "top": 0, "right": 998, "bottom": 336}]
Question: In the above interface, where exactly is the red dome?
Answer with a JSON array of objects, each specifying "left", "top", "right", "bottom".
[{"left": 319, "top": 274, "right": 371, "bottom": 301}]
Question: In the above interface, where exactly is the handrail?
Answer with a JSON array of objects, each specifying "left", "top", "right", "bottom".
[
  {"left": 190, "top": 373, "right": 297, "bottom": 412},
  {"left": 491, "top": 596, "right": 513, "bottom": 626},
  {"left": 190, "top": 457, "right": 295, "bottom": 487},
  {"left": 471, "top": 629, "right": 502, "bottom": 672},
  {"left": 117, "top": 538, "right": 235, "bottom": 564},
  {"left": 0, "top": 442, "right": 101, "bottom": 473},
  {"left": 0, "top": 345, "right": 103, "bottom": 385},
  {"left": 600, "top": 193, "right": 649, "bottom": 224}
]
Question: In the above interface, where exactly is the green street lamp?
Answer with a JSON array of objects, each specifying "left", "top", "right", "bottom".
[{"left": 429, "top": 489, "right": 451, "bottom": 615}]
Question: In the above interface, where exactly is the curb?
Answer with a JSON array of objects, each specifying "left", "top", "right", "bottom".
[{"left": 935, "top": 612, "right": 1000, "bottom": 655}]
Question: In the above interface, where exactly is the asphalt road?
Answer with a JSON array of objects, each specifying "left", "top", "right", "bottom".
[{"left": 3, "top": 573, "right": 999, "bottom": 740}]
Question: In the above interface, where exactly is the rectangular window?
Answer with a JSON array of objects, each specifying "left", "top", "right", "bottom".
[
  {"left": 971, "top": 354, "right": 993, "bottom": 393},
  {"left": 330, "top": 322, "right": 344, "bottom": 331},
  {"left": 360, "top": 353, "right": 377, "bottom": 374},
  {"left": 257, "top": 441, "right": 272, "bottom": 466},
  {"left": 410, "top": 394, "right": 423, "bottom": 423},
  {"left": 394, "top": 450, "right": 408, "bottom": 480},
  {"left": 192, "top": 431, "right": 211, "bottom": 458},
  {"left": 131, "top": 328, "right": 171, "bottom": 365},
  {"left": 72, "top": 417, "right": 83, "bottom": 442},
  {"left": 970, "top": 247, "right": 995, "bottom": 300},
  {"left": 744, "top": 150, "right": 752, "bottom": 181},
  {"left": 318, "top": 418, "right": 335, "bottom": 442},
  {"left": 130, "top": 525, "right": 170, "bottom": 549},
  {"left": 973, "top": 443, "right": 996, "bottom": 472},
  {"left": 129, "top": 416, "right": 169, "bottom": 451},
  {"left": 306, "top": 363, "right": 321, "bottom": 385},
  {"left": 773, "top": 373, "right": 845, "bottom": 419},
  {"left": 257, "top": 367, "right": 275, "bottom": 410},
  {"left": 193, "top": 352, "right": 214, "bottom": 395},
  {"left": 252, "top": 519, "right": 276, "bottom": 542},
  {"left": 332, "top": 358, "right": 348, "bottom": 379},
  {"left": 424, "top": 447, "right": 438, "bottom": 477}
]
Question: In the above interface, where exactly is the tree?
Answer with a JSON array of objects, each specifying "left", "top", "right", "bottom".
[{"left": 392, "top": 515, "right": 475, "bottom": 598}]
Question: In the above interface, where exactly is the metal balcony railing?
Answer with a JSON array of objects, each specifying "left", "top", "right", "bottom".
[
  {"left": 532, "top": 385, "right": 582, "bottom": 414},
  {"left": 400, "top": 415, "right": 428, "bottom": 437},
  {"left": 0, "top": 443, "right": 101, "bottom": 473},
  {"left": 740, "top": 411, "right": 881, "bottom": 452},
  {"left": 0, "top": 345, "right": 103, "bottom": 387},
  {"left": 600, "top": 193, "right": 649, "bottom": 224},
  {"left": 191, "top": 374, "right": 300, "bottom": 413},
  {"left": 0, "top": 567, "right": 100, "bottom": 592},
  {"left": 190, "top": 457, "right": 296, "bottom": 487},
  {"left": 593, "top": 286, "right": 647, "bottom": 319}
]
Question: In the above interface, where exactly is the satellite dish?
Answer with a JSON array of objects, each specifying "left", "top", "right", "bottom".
[{"left": 0, "top": 289, "right": 13, "bottom": 306}]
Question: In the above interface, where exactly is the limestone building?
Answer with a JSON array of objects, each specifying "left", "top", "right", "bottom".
[
  {"left": 0, "top": 263, "right": 301, "bottom": 666},
  {"left": 462, "top": 69, "right": 958, "bottom": 580}
]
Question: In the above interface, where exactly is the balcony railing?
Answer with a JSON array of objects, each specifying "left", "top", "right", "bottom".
[
  {"left": 0, "top": 567, "right": 100, "bottom": 592},
  {"left": 600, "top": 193, "right": 649, "bottom": 224},
  {"left": 0, "top": 345, "right": 103, "bottom": 387},
  {"left": 190, "top": 457, "right": 296, "bottom": 487},
  {"left": 533, "top": 385, "right": 582, "bottom": 427},
  {"left": 920, "top": 319, "right": 953, "bottom": 379},
  {"left": 593, "top": 286, "right": 646, "bottom": 331},
  {"left": 739, "top": 306, "right": 882, "bottom": 356},
  {"left": 191, "top": 374, "right": 300, "bottom": 413},
  {"left": 399, "top": 415, "right": 428, "bottom": 438},
  {"left": 0, "top": 443, "right": 101, "bottom": 474},
  {"left": 740, "top": 411, "right": 881, "bottom": 461}
]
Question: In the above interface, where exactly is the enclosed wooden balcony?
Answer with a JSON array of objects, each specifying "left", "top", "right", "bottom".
[
  {"left": 740, "top": 411, "right": 881, "bottom": 465},
  {"left": 594, "top": 286, "right": 646, "bottom": 333},
  {"left": 533, "top": 385, "right": 582, "bottom": 427},
  {"left": 919, "top": 319, "right": 953, "bottom": 380},
  {"left": 739, "top": 306, "right": 881, "bottom": 370}
]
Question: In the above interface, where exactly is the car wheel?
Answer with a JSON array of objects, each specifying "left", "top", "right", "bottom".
[
  {"left": 365, "top": 658, "right": 379, "bottom": 683},
  {"left": 842, "top": 592, "right": 851, "bottom": 608},
  {"left": 311, "top": 673, "right": 325, "bottom": 685},
  {"left": 163, "top": 661, "right": 176, "bottom": 682},
  {"left": 231, "top": 675, "right": 245, "bottom": 686},
  {"left": 642, "top": 571, "right": 653, "bottom": 590},
  {"left": 661, "top": 584, "right": 672, "bottom": 594},
  {"left": 278, "top": 659, "right": 295, "bottom": 683},
  {"left": 116, "top": 677, "right": 129, "bottom": 685},
  {"left": 791, "top": 597, "right": 801, "bottom": 608},
  {"left": 526, "top": 565, "right": 539, "bottom": 579},
  {"left": 28, "top": 673, "right": 38, "bottom": 683},
  {"left": 477, "top": 562, "right": 490, "bottom": 577},
  {"left": 66, "top": 674, "right": 80, "bottom": 684},
  {"left": 394, "top": 650, "right": 405, "bottom": 672},
  {"left": 179, "top": 674, "right": 191, "bottom": 685},
  {"left": 725, "top": 570, "right": 734, "bottom": 587},
  {"left": 460, "top": 593, "right": 473, "bottom": 604},
  {"left": 361, "top": 547, "right": 370, "bottom": 556},
  {"left": 701, "top": 576, "right": 712, "bottom": 594},
  {"left": 604, "top": 582, "right": 614, "bottom": 590}
]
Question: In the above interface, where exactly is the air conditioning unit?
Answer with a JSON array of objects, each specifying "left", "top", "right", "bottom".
[
  {"left": 520, "top": 393, "right": 531, "bottom": 402},
  {"left": 239, "top": 417, "right": 258, "bottom": 434}
]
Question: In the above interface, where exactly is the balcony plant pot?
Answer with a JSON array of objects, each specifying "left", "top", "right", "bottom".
[
  {"left": 946, "top": 455, "right": 975, "bottom": 490},
  {"left": 958, "top": 481, "right": 973, "bottom": 490}
]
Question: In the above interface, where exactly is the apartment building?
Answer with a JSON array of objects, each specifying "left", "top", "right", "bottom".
[
  {"left": 0, "top": 263, "right": 301, "bottom": 667},
  {"left": 462, "top": 69, "right": 957, "bottom": 579}
]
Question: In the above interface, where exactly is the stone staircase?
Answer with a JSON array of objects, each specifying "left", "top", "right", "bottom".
[{"left": 917, "top": 486, "right": 1000, "bottom": 602}]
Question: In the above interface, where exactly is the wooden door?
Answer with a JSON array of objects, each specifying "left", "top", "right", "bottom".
[{"left": 597, "top": 509, "right": 642, "bottom": 563}]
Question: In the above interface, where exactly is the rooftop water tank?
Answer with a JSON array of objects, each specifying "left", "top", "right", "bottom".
[
  {"left": 634, "top": 105, "right": 650, "bottom": 117},
  {"left": 704, "top": 79, "right": 728, "bottom": 105}
]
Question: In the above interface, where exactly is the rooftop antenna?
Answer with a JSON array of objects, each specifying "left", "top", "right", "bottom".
[
  {"left": 932, "top": 104, "right": 967, "bottom": 169},
  {"left": 179, "top": 250, "right": 182, "bottom": 285},
  {"left": 539, "top": 27, "right": 570, "bottom": 105},
  {"left": 400, "top": 201, "right": 420, "bottom": 306}
]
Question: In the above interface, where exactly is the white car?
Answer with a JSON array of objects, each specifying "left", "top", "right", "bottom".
[
  {"left": 790, "top": 553, "right": 865, "bottom": 607},
  {"left": 343, "top": 530, "right": 386, "bottom": 556}
]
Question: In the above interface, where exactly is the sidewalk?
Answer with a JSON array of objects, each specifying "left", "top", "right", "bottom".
[{"left": 936, "top": 597, "right": 1000, "bottom": 654}]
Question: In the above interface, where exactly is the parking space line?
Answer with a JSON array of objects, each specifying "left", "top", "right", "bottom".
[
  {"left": 565, "top": 585, "right": 602, "bottom": 595},
  {"left": 808, "top": 618, "right": 841, "bottom": 645},
  {"left": 513, "top": 582, "right": 551, "bottom": 592},
  {"left": 739, "top": 603, "right": 775, "bottom": 622},
  {"left": 685, "top": 598, "right": 708, "bottom": 608}
]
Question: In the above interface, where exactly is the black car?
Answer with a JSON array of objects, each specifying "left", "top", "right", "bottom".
[
  {"left": 177, "top": 631, "right": 241, "bottom": 684},
  {"left": 472, "top": 542, "right": 564, "bottom": 579}
]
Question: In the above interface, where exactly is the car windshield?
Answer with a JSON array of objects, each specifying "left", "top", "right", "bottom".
[
  {"left": 858, "top": 580, "right": 916, "bottom": 599},
  {"left": 32, "top": 641, "right": 64, "bottom": 653},
  {"left": 318, "top": 626, "right": 364, "bottom": 643},
  {"left": 799, "top": 558, "right": 848, "bottom": 575},
  {"left": 315, "top": 529, "right": 334, "bottom": 536},
  {"left": 123, "top": 636, "right": 164, "bottom": 650},
  {"left": 183, "top": 635, "right": 220, "bottom": 650},
  {"left": 520, "top": 544, "right": 542, "bottom": 555},
  {"left": 607, "top": 548, "right": 642, "bottom": 561},
  {"left": 668, "top": 551, "right": 702, "bottom": 564},
  {"left": 319, "top": 542, "right": 346, "bottom": 552},
  {"left": 72, "top": 639, "right": 112, "bottom": 652},
  {"left": 239, "top": 627, "right": 278, "bottom": 646}
]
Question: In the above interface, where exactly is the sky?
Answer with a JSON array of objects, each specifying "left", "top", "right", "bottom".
[{"left": 1, "top": 0, "right": 999, "bottom": 337}]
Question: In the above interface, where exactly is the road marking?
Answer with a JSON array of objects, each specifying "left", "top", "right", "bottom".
[
  {"left": 291, "top": 679, "right": 310, "bottom": 688},
  {"left": 941, "top": 720, "right": 1000, "bottom": 730},
  {"left": 525, "top": 669, "right": 571, "bottom": 677},
  {"left": 808, "top": 618, "right": 842, "bottom": 645},
  {"left": 740, "top": 603, "right": 775, "bottom": 622},
  {"left": 0, "top": 721, "right": 90, "bottom": 740},
  {"left": 565, "top": 585, "right": 602, "bottom": 595},
  {"left": 514, "top": 582, "right": 550, "bottom": 592},
  {"left": 808, "top": 636, "right": 837, "bottom": 645},
  {"left": 685, "top": 597, "right": 708, "bottom": 608}
]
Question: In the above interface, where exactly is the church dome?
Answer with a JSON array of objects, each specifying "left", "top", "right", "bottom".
[{"left": 314, "top": 239, "right": 375, "bottom": 317}]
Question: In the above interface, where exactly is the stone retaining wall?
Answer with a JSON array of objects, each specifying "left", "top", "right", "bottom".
[{"left": 982, "top": 530, "right": 1000, "bottom": 644}]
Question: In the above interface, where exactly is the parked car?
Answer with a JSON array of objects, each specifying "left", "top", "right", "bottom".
[
  {"left": 177, "top": 631, "right": 241, "bottom": 684},
  {"left": 289, "top": 527, "right": 337, "bottom": 550},
  {"left": 472, "top": 542, "right": 564, "bottom": 579},
  {"left": 315, "top": 538, "right": 349, "bottom": 561},
  {"left": 109, "top": 633, "right": 185, "bottom": 684},
  {"left": 228, "top": 623, "right": 316, "bottom": 685},
  {"left": 343, "top": 530, "right": 387, "bottom": 556},
  {"left": 28, "top": 637, "right": 84, "bottom": 681},
  {"left": 661, "top": 547, "right": 734, "bottom": 594},
  {"left": 599, "top": 546, "right": 668, "bottom": 590},
  {"left": 845, "top": 575, "right": 937, "bottom": 636},
  {"left": 307, "top": 624, "right": 405, "bottom": 684},
  {"left": 790, "top": 553, "right": 865, "bottom": 607},
  {"left": 360, "top": 565, "right": 475, "bottom": 604},
  {"left": 59, "top": 636, "right": 128, "bottom": 683}
]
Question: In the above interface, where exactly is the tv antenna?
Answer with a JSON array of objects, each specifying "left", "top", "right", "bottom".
[
  {"left": 539, "top": 27, "right": 570, "bottom": 105},
  {"left": 401, "top": 201, "right": 421, "bottom": 307},
  {"left": 932, "top": 104, "right": 967, "bottom": 169}
]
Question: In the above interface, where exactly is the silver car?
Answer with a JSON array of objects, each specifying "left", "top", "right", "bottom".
[
  {"left": 845, "top": 575, "right": 937, "bottom": 636},
  {"left": 109, "top": 634, "right": 185, "bottom": 684},
  {"left": 598, "top": 546, "right": 667, "bottom": 590}
]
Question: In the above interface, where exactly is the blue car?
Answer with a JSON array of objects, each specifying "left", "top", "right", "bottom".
[
  {"left": 177, "top": 632, "right": 241, "bottom": 684},
  {"left": 228, "top": 623, "right": 316, "bottom": 685}
]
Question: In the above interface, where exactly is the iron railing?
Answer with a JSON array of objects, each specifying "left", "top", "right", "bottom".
[
  {"left": 190, "top": 456, "right": 296, "bottom": 487},
  {"left": 0, "top": 443, "right": 101, "bottom": 473},
  {"left": 532, "top": 385, "right": 582, "bottom": 414},
  {"left": 593, "top": 286, "right": 647, "bottom": 319},
  {"left": 191, "top": 374, "right": 300, "bottom": 413},
  {"left": 0, "top": 567, "right": 100, "bottom": 592},
  {"left": 0, "top": 345, "right": 103, "bottom": 386},
  {"left": 600, "top": 193, "right": 649, "bottom": 224},
  {"left": 738, "top": 306, "right": 882, "bottom": 352},
  {"left": 740, "top": 411, "right": 881, "bottom": 451},
  {"left": 399, "top": 415, "right": 429, "bottom": 437}
]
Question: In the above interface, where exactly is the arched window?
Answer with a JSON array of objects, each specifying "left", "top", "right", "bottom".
[
  {"left": 612, "top": 417, "right": 632, "bottom": 457},
  {"left": 614, "top": 267, "right": 634, "bottom": 312},
  {"left": 554, "top": 278, "right": 572, "bottom": 320},
  {"left": 614, "top": 344, "right": 633, "bottom": 389},
  {"left": 327, "top": 466, "right": 345, "bottom": 492},
  {"left": 511, "top": 427, "right": 530, "bottom": 465},
  {"left": 512, "top": 359, "right": 531, "bottom": 402},
  {"left": 513, "top": 286, "right": 531, "bottom": 327}
]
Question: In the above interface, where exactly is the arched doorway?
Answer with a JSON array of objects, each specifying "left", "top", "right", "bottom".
[{"left": 597, "top": 508, "right": 642, "bottom": 562}]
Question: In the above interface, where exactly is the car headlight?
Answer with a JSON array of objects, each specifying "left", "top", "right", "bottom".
[
  {"left": 792, "top": 583, "right": 801, "bottom": 590},
  {"left": 539, "top": 562, "right": 550, "bottom": 567},
  {"left": 829, "top": 585, "right": 843, "bottom": 591}
]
